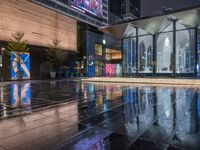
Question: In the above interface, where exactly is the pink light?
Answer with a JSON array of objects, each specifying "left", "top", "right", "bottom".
[{"left": 105, "top": 64, "right": 116, "bottom": 77}]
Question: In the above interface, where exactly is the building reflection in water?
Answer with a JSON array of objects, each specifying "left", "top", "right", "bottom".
[
  {"left": 0, "top": 86, "right": 7, "bottom": 117},
  {"left": 198, "top": 95, "right": 200, "bottom": 118},
  {"left": 122, "top": 87, "right": 200, "bottom": 149},
  {"left": 11, "top": 83, "right": 31, "bottom": 109},
  {"left": 0, "top": 81, "right": 199, "bottom": 149},
  {"left": 82, "top": 83, "right": 123, "bottom": 111},
  {"left": 72, "top": 129, "right": 111, "bottom": 150},
  {"left": 123, "top": 87, "right": 155, "bottom": 136}
]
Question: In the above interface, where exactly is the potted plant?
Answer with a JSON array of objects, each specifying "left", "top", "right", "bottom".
[
  {"left": 5, "top": 32, "right": 30, "bottom": 80},
  {"left": 45, "top": 39, "right": 60, "bottom": 79}
]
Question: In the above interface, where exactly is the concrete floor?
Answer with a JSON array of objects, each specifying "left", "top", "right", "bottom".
[{"left": 0, "top": 80, "right": 199, "bottom": 150}]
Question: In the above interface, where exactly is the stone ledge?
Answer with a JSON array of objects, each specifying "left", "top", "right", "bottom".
[{"left": 81, "top": 77, "right": 200, "bottom": 85}]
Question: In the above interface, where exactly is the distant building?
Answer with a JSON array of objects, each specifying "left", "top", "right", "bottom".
[{"left": 109, "top": 0, "right": 140, "bottom": 24}]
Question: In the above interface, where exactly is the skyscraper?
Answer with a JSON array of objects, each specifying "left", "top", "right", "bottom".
[{"left": 109, "top": 0, "right": 140, "bottom": 24}]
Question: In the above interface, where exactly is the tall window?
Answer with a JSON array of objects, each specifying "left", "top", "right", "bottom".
[
  {"left": 176, "top": 29, "right": 195, "bottom": 73},
  {"left": 138, "top": 35, "right": 153, "bottom": 73},
  {"left": 157, "top": 32, "right": 173, "bottom": 73},
  {"left": 197, "top": 27, "right": 200, "bottom": 77},
  {"left": 123, "top": 38, "right": 136, "bottom": 74}
]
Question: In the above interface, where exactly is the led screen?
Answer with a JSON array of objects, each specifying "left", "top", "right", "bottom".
[
  {"left": 105, "top": 64, "right": 122, "bottom": 77},
  {"left": 71, "top": 0, "right": 103, "bottom": 18},
  {"left": 11, "top": 52, "right": 30, "bottom": 80}
]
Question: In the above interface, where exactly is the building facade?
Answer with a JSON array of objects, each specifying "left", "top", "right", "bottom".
[
  {"left": 0, "top": 0, "right": 78, "bottom": 80},
  {"left": 101, "top": 7, "right": 200, "bottom": 78},
  {"left": 31, "top": 0, "right": 126, "bottom": 78},
  {"left": 1, "top": 0, "right": 135, "bottom": 80},
  {"left": 31, "top": 0, "right": 109, "bottom": 27}
]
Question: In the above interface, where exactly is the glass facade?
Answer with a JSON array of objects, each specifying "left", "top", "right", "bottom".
[
  {"left": 138, "top": 35, "right": 153, "bottom": 73},
  {"left": 122, "top": 21, "right": 198, "bottom": 78},
  {"left": 176, "top": 29, "right": 195, "bottom": 74},
  {"left": 123, "top": 38, "right": 136, "bottom": 75},
  {"left": 197, "top": 28, "right": 200, "bottom": 77},
  {"left": 157, "top": 32, "right": 173, "bottom": 74}
]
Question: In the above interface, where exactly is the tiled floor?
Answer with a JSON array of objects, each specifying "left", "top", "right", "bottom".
[{"left": 0, "top": 80, "right": 199, "bottom": 150}]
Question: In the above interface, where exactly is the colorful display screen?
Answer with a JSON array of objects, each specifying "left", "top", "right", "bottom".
[
  {"left": 11, "top": 52, "right": 30, "bottom": 80},
  {"left": 105, "top": 64, "right": 122, "bottom": 77},
  {"left": 71, "top": 0, "right": 103, "bottom": 18}
]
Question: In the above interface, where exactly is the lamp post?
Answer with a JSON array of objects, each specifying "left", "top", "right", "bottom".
[{"left": 102, "top": 39, "right": 106, "bottom": 77}]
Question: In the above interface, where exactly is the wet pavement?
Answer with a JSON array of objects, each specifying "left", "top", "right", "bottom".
[{"left": 0, "top": 80, "right": 199, "bottom": 150}]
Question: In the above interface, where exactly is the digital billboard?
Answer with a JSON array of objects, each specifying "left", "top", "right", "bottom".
[
  {"left": 105, "top": 64, "right": 122, "bottom": 77},
  {"left": 71, "top": 0, "right": 103, "bottom": 18},
  {"left": 11, "top": 52, "right": 30, "bottom": 80}
]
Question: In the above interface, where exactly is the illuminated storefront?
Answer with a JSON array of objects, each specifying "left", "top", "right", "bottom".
[
  {"left": 86, "top": 31, "right": 122, "bottom": 77},
  {"left": 100, "top": 7, "right": 200, "bottom": 78}
]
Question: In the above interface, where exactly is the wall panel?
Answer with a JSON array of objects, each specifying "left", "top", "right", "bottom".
[{"left": 0, "top": 0, "right": 77, "bottom": 51}]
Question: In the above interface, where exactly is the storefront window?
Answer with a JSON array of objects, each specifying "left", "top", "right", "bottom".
[
  {"left": 176, "top": 29, "right": 195, "bottom": 73},
  {"left": 123, "top": 38, "right": 136, "bottom": 74},
  {"left": 122, "top": 20, "right": 197, "bottom": 77},
  {"left": 138, "top": 35, "right": 153, "bottom": 73},
  {"left": 95, "top": 61, "right": 102, "bottom": 76},
  {"left": 95, "top": 44, "right": 102, "bottom": 57},
  {"left": 197, "top": 27, "right": 200, "bottom": 77},
  {"left": 157, "top": 32, "right": 173, "bottom": 73}
]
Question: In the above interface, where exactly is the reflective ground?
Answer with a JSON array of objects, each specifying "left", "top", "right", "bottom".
[{"left": 0, "top": 80, "right": 199, "bottom": 150}]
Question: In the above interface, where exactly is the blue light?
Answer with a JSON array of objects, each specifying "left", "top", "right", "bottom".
[
  {"left": 11, "top": 52, "right": 30, "bottom": 79},
  {"left": 11, "top": 83, "right": 31, "bottom": 107},
  {"left": 198, "top": 95, "right": 200, "bottom": 118}
]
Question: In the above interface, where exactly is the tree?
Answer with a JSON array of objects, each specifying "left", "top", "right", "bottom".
[
  {"left": 45, "top": 39, "right": 60, "bottom": 64},
  {"left": 6, "top": 32, "right": 30, "bottom": 55},
  {"left": 45, "top": 39, "right": 61, "bottom": 79}
]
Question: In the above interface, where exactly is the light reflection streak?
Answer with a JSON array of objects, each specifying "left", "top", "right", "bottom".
[
  {"left": 11, "top": 83, "right": 31, "bottom": 108},
  {"left": 1, "top": 86, "right": 7, "bottom": 117}
]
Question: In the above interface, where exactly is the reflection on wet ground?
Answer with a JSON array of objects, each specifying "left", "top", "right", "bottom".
[{"left": 0, "top": 80, "right": 199, "bottom": 150}]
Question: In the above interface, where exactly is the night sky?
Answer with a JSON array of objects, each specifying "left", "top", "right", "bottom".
[{"left": 141, "top": 0, "right": 200, "bottom": 17}]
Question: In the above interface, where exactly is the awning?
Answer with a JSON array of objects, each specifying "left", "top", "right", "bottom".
[{"left": 100, "top": 23, "right": 129, "bottom": 39}]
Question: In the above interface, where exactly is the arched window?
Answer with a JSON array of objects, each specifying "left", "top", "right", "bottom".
[
  {"left": 138, "top": 35, "right": 153, "bottom": 73},
  {"left": 157, "top": 31, "right": 173, "bottom": 73},
  {"left": 176, "top": 22, "right": 195, "bottom": 73}
]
